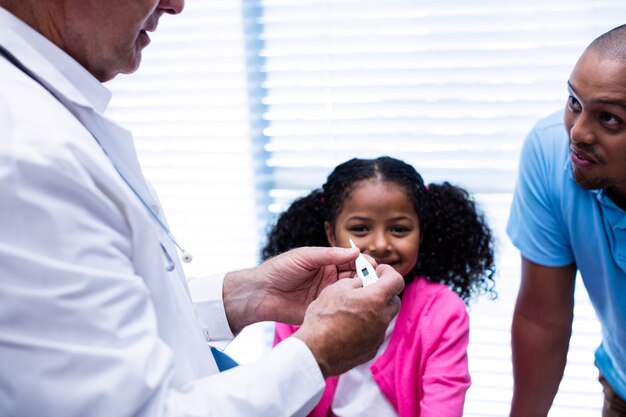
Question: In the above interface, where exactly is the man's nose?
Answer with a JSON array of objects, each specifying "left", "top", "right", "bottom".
[{"left": 569, "top": 113, "right": 596, "bottom": 145}]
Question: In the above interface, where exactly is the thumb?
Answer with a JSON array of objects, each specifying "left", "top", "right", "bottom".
[
  {"left": 327, "top": 246, "right": 360, "bottom": 265},
  {"left": 293, "top": 246, "right": 360, "bottom": 268}
]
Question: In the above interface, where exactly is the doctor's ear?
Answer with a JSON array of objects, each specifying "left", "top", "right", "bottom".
[{"left": 324, "top": 221, "right": 336, "bottom": 246}]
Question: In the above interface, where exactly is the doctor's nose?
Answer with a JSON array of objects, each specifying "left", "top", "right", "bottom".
[{"left": 158, "top": 0, "right": 185, "bottom": 15}]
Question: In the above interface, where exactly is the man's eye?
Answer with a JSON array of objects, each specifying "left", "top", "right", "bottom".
[
  {"left": 568, "top": 95, "right": 581, "bottom": 111},
  {"left": 599, "top": 112, "right": 621, "bottom": 127}
]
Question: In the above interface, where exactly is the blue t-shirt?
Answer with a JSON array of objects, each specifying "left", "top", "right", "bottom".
[{"left": 507, "top": 110, "right": 626, "bottom": 400}]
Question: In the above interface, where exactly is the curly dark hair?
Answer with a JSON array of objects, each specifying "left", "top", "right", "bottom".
[{"left": 261, "top": 156, "right": 496, "bottom": 303}]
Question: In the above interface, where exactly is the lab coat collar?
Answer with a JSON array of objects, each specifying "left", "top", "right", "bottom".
[
  {"left": 0, "top": 7, "right": 159, "bottom": 220},
  {"left": 0, "top": 7, "right": 111, "bottom": 114}
]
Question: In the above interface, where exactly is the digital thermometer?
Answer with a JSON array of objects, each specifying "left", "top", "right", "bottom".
[{"left": 349, "top": 238, "right": 379, "bottom": 287}]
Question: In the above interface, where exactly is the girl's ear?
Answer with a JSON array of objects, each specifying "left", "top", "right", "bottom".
[{"left": 324, "top": 221, "right": 336, "bottom": 246}]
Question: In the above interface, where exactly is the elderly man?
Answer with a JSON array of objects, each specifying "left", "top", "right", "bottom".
[
  {"left": 0, "top": 1, "right": 404, "bottom": 416},
  {"left": 508, "top": 24, "right": 626, "bottom": 417}
]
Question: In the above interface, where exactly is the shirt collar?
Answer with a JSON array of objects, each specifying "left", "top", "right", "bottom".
[{"left": 0, "top": 7, "right": 111, "bottom": 113}]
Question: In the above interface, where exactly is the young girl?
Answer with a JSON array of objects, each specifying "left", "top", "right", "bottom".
[{"left": 263, "top": 156, "right": 496, "bottom": 417}]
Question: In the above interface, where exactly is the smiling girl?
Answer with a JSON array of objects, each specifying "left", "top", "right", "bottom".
[{"left": 262, "top": 156, "right": 496, "bottom": 417}]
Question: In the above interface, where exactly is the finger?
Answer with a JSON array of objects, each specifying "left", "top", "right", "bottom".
[
  {"left": 337, "top": 269, "right": 359, "bottom": 280},
  {"left": 360, "top": 253, "right": 378, "bottom": 269},
  {"left": 294, "top": 246, "right": 360, "bottom": 269},
  {"left": 331, "top": 276, "right": 364, "bottom": 290},
  {"left": 367, "top": 264, "right": 405, "bottom": 297}
]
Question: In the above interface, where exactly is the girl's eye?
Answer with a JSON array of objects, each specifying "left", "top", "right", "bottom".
[
  {"left": 348, "top": 225, "right": 368, "bottom": 234},
  {"left": 390, "top": 226, "right": 410, "bottom": 234}
]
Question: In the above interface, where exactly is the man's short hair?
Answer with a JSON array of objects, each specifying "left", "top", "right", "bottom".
[{"left": 589, "top": 24, "right": 626, "bottom": 63}]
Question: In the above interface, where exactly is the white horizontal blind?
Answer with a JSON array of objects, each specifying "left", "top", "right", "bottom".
[
  {"left": 253, "top": 0, "right": 625, "bottom": 415},
  {"left": 105, "top": 2, "right": 271, "bottom": 363},
  {"left": 259, "top": 0, "right": 625, "bottom": 198}
]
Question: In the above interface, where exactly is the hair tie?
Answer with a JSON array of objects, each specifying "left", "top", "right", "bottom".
[{"left": 321, "top": 196, "right": 325, "bottom": 205}]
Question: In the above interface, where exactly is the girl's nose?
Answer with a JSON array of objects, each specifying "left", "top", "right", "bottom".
[{"left": 368, "top": 232, "right": 391, "bottom": 254}]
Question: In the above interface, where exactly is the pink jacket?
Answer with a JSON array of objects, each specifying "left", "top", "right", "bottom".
[{"left": 274, "top": 277, "right": 471, "bottom": 417}]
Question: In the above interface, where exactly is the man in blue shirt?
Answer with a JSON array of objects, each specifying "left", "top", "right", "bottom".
[{"left": 508, "top": 25, "right": 626, "bottom": 417}]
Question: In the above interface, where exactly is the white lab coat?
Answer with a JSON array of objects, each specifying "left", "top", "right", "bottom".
[{"left": 0, "top": 8, "right": 323, "bottom": 417}]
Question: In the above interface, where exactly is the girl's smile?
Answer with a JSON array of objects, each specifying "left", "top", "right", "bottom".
[{"left": 325, "top": 179, "right": 421, "bottom": 278}]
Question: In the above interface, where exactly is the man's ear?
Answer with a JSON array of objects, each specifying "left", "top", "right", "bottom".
[{"left": 324, "top": 221, "right": 336, "bottom": 246}]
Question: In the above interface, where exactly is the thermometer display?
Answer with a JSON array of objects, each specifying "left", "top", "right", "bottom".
[{"left": 349, "top": 238, "right": 379, "bottom": 286}]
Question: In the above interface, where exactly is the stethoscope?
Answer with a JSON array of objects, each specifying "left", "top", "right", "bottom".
[
  {"left": 117, "top": 165, "right": 194, "bottom": 266},
  {"left": 0, "top": 44, "right": 193, "bottom": 269}
]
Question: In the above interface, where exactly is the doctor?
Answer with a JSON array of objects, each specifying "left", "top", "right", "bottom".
[{"left": 0, "top": 1, "right": 405, "bottom": 416}]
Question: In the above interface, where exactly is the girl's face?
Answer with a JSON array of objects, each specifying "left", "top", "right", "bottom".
[{"left": 325, "top": 179, "right": 421, "bottom": 277}]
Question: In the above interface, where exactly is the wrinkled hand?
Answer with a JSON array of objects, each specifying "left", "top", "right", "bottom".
[
  {"left": 222, "top": 246, "right": 365, "bottom": 334},
  {"left": 258, "top": 246, "right": 366, "bottom": 324},
  {"left": 293, "top": 264, "right": 404, "bottom": 378}
]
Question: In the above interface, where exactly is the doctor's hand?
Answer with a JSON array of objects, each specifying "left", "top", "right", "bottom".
[
  {"left": 222, "top": 246, "right": 372, "bottom": 334},
  {"left": 294, "top": 264, "right": 404, "bottom": 378}
]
